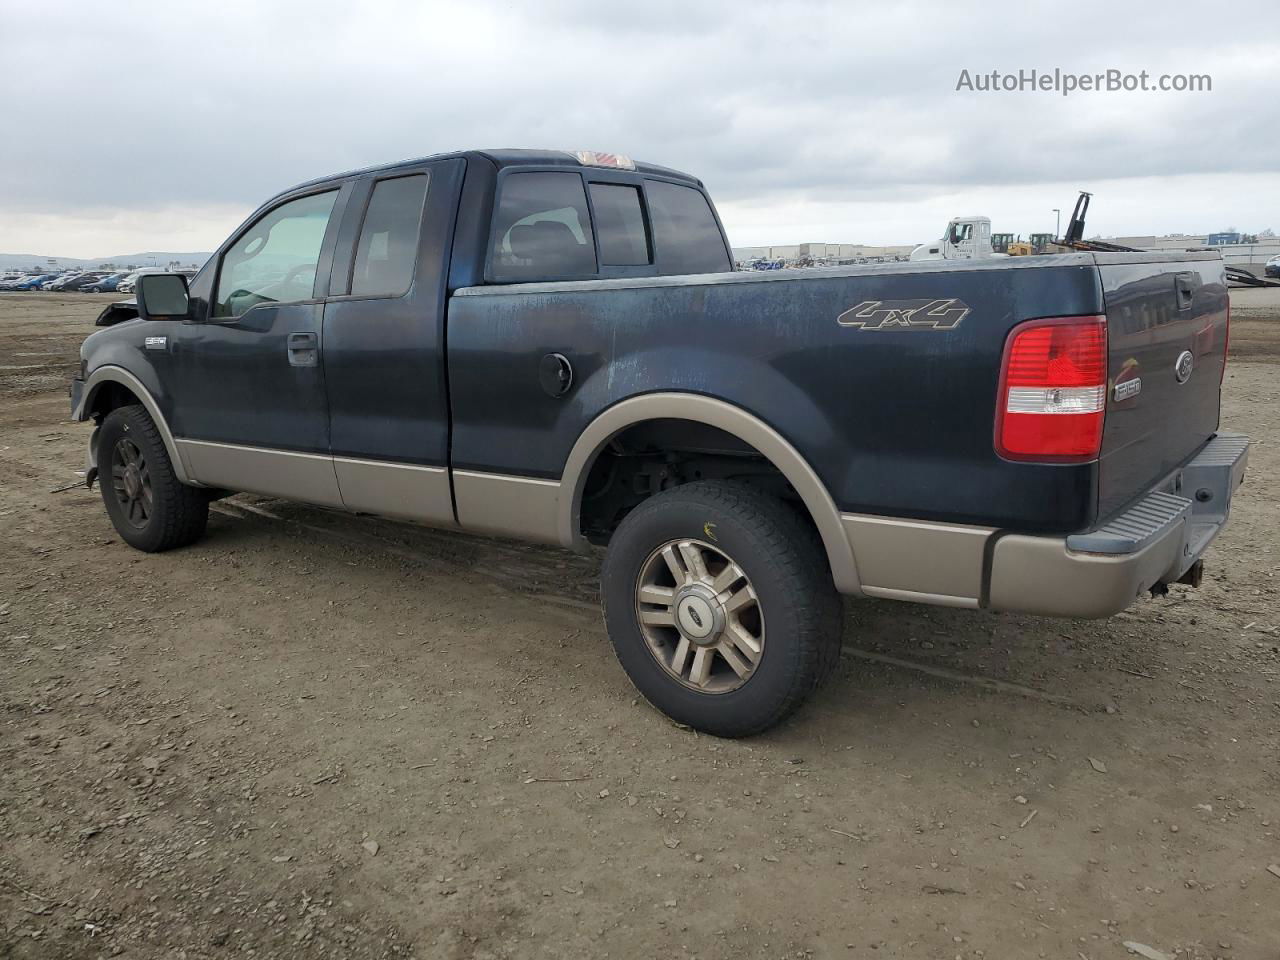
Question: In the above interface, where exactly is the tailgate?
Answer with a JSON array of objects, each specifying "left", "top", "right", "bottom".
[{"left": 1097, "top": 253, "right": 1229, "bottom": 519}]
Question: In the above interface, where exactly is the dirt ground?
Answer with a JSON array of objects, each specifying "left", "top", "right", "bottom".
[{"left": 2, "top": 290, "right": 1278, "bottom": 960}]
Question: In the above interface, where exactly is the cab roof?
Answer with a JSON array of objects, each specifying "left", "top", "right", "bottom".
[{"left": 277, "top": 148, "right": 703, "bottom": 202}]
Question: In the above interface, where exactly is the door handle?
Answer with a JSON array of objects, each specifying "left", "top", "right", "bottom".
[
  {"left": 1174, "top": 273, "right": 1195, "bottom": 311},
  {"left": 287, "top": 331, "right": 318, "bottom": 367}
]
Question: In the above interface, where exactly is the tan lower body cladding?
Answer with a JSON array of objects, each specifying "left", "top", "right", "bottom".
[
  {"left": 451, "top": 470, "right": 561, "bottom": 544},
  {"left": 173, "top": 439, "right": 560, "bottom": 538},
  {"left": 176, "top": 440, "right": 453, "bottom": 522},
  {"left": 842, "top": 514, "right": 993, "bottom": 608},
  {"left": 843, "top": 512, "right": 1195, "bottom": 618},
  {"left": 174, "top": 437, "right": 1158, "bottom": 619},
  {"left": 333, "top": 457, "right": 452, "bottom": 522},
  {"left": 177, "top": 439, "right": 346, "bottom": 507}
]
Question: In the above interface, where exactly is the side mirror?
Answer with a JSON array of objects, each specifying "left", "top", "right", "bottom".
[{"left": 135, "top": 273, "right": 190, "bottom": 321}]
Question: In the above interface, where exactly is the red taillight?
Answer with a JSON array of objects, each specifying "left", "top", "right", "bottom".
[{"left": 995, "top": 315, "right": 1107, "bottom": 463}]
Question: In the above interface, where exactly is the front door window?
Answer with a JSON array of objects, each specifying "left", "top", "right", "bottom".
[{"left": 214, "top": 191, "right": 338, "bottom": 318}]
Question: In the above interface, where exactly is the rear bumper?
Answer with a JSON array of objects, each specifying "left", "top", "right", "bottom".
[{"left": 987, "top": 433, "right": 1249, "bottom": 618}]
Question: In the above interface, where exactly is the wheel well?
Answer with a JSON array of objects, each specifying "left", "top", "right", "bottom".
[
  {"left": 87, "top": 381, "right": 141, "bottom": 423},
  {"left": 578, "top": 418, "right": 815, "bottom": 545}
]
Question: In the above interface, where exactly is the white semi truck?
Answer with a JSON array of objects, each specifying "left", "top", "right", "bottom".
[{"left": 909, "top": 215, "right": 998, "bottom": 261}]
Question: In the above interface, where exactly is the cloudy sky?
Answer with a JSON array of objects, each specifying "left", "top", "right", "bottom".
[{"left": 2, "top": 0, "right": 1277, "bottom": 257}]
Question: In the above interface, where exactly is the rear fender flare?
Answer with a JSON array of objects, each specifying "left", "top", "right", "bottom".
[{"left": 558, "top": 392, "right": 862, "bottom": 594}]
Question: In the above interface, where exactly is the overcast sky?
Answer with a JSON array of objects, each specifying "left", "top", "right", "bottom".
[{"left": 2, "top": 0, "right": 1277, "bottom": 257}]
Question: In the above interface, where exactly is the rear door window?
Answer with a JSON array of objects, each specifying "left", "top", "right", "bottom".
[
  {"left": 645, "top": 180, "right": 731, "bottom": 275},
  {"left": 350, "top": 173, "right": 429, "bottom": 298},
  {"left": 491, "top": 172, "right": 596, "bottom": 282},
  {"left": 588, "top": 183, "right": 650, "bottom": 266}
]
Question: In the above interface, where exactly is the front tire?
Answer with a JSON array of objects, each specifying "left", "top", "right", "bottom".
[
  {"left": 98, "top": 404, "right": 208, "bottom": 552},
  {"left": 601, "top": 480, "right": 842, "bottom": 737}
]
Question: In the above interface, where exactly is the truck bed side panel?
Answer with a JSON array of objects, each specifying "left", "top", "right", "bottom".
[{"left": 447, "top": 257, "right": 1104, "bottom": 532}]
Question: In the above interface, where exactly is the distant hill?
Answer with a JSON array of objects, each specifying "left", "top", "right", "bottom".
[{"left": 1, "top": 252, "right": 212, "bottom": 274}]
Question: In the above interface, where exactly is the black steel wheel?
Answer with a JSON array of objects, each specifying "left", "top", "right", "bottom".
[
  {"left": 109, "top": 436, "right": 153, "bottom": 529},
  {"left": 97, "top": 404, "right": 208, "bottom": 552}
]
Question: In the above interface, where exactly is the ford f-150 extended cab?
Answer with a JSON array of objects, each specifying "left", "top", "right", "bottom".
[{"left": 71, "top": 148, "right": 1248, "bottom": 736}]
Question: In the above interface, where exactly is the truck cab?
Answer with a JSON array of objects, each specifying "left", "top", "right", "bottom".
[{"left": 910, "top": 215, "right": 996, "bottom": 261}]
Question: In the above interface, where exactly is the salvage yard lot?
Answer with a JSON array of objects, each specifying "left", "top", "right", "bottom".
[{"left": 2, "top": 291, "right": 1278, "bottom": 960}]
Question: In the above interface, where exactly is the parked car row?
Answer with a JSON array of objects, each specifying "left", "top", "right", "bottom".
[
  {"left": 0, "top": 274, "right": 59, "bottom": 290},
  {"left": 0, "top": 268, "right": 197, "bottom": 293}
]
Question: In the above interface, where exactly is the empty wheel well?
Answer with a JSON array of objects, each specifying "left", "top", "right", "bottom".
[
  {"left": 87, "top": 381, "right": 142, "bottom": 423},
  {"left": 578, "top": 418, "right": 815, "bottom": 545}
]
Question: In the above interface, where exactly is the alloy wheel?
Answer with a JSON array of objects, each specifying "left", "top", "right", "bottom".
[{"left": 634, "top": 538, "right": 765, "bottom": 693}]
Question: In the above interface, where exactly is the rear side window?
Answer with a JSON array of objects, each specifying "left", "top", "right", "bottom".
[
  {"left": 645, "top": 180, "right": 730, "bottom": 275},
  {"left": 351, "top": 174, "right": 429, "bottom": 298},
  {"left": 588, "top": 183, "right": 650, "bottom": 266},
  {"left": 491, "top": 172, "right": 596, "bottom": 282}
]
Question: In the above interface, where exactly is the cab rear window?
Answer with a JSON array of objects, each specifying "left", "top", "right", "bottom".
[
  {"left": 645, "top": 180, "right": 731, "bottom": 275},
  {"left": 491, "top": 172, "right": 596, "bottom": 282},
  {"left": 588, "top": 183, "right": 650, "bottom": 266},
  {"left": 489, "top": 170, "right": 728, "bottom": 282}
]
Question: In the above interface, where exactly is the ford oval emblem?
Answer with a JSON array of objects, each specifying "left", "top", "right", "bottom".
[{"left": 1174, "top": 350, "right": 1194, "bottom": 384}]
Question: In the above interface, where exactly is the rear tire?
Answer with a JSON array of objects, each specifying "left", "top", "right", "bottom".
[
  {"left": 600, "top": 480, "right": 842, "bottom": 737},
  {"left": 98, "top": 404, "right": 208, "bottom": 552}
]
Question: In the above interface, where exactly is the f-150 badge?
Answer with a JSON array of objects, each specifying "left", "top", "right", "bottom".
[{"left": 836, "top": 298, "right": 970, "bottom": 331}]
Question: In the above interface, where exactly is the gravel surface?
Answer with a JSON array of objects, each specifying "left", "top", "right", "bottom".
[{"left": 2, "top": 291, "right": 1278, "bottom": 959}]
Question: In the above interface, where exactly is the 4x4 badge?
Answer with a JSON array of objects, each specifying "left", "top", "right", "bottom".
[{"left": 836, "top": 298, "right": 970, "bottom": 331}]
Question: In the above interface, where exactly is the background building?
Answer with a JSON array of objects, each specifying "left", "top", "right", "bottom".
[{"left": 1102, "top": 233, "right": 1278, "bottom": 269}]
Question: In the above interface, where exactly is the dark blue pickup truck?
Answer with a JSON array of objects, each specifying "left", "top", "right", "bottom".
[{"left": 71, "top": 148, "right": 1248, "bottom": 736}]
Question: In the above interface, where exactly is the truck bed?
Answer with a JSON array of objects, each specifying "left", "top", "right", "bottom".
[{"left": 447, "top": 251, "right": 1227, "bottom": 535}]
